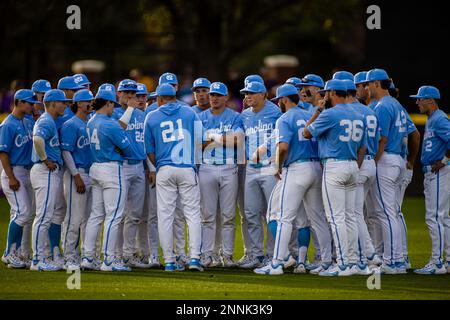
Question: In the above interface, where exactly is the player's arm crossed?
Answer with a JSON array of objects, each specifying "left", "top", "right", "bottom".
[{"left": 0, "top": 126, "right": 20, "bottom": 191}]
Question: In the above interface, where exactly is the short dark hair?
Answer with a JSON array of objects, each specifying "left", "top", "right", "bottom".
[
  {"left": 71, "top": 102, "right": 78, "bottom": 114},
  {"left": 286, "top": 94, "right": 300, "bottom": 104},
  {"left": 347, "top": 90, "right": 357, "bottom": 97},
  {"left": 380, "top": 79, "right": 392, "bottom": 90},
  {"left": 335, "top": 90, "right": 347, "bottom": 98},
  {"left": 388, "top": 87, "right": 399, "bottom": 98},
  {"left": 92, "top": 98, "right": 109, "bottom": 111}
]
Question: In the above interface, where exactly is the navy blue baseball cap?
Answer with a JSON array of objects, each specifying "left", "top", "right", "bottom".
[
  {"left": 272, "top": 84, "right": 298, "bottom": 101},
  {"left": 240, "top": 81, "right": 266, "bottom": 94},
  {"left": 244, "top": 74, "right": 264, "bottom": 86},
  {"left": 118, "top": 79, "right": 138, "bottom": 92},
  {"left": 32, "top": 79, "right": 51, "bottom": 93},
  {"left": 73, "top": 73, "right": 91, "bottom": 86},
  {"left": 409, "top": 86, "right": 440, "bottom": 100},
  {"left": 366, "top": 69, "right": 389, "bottom": 82},
  {"left": 57, "top": 76, "right": 84, "bottom": 90},
  {"left": 159, "top": 72, "right": 178, "bottom": 85},
  {"left": 318, "top": 79, "right": 347, "bottom": 93},
  {"left": 342, "top": 79, "right": 357, "bottom": 91},
  {"left": 136, "top": 83, "right": 149, "bottom": 95},
  {"left": 98, "top": 83, "right": 116, "bottom": 93},
  {"left": 44, "top": 89, "right": 72, "bottom": 102},
  {"left": 354, "top": 72, "right": 368, "bottom": 85},
  {"left": 73, "top": 89, "right": 94, "bottom": 102},
  {"left": 156, "top": 83, "right": 176, "bottom": 96},
  {"left": 209, "top": 82, "right": 228, "bottom": 96},
  {"left": 191, "top": 78, "right": 211, "bottom": 91},
  {"left": 14, "top": 89, "right": 42, "bottom": 104},
  {"left": 333, "top": 71, "right": 354, "bottom": 81},
  {"left": 285, "top": 77, "right": 302, "bottom": 87},
  {"left": 298, "top": 74, "right": 325, "bottom": 88},
  {"left": 95, "top": 89, "right": 117, "bottom": 103}
]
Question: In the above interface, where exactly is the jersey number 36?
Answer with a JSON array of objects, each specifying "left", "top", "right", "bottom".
[{"left": 339, "top": 119, "right": 364, "bottom": 142}]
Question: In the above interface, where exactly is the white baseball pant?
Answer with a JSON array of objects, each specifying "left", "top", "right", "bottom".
[
  {"left": 62, "top": 169, "right": 91, "bottom": 261},
  {"left": 396, "top": 165, "right": 413, "bottom": 260},
  {"left": 156, "top": 166, "right": 201, "bottom": 263},
  {"left": 174, "top": 202, "right": 186, "bottom": 257},
  {"left": 322, "top": 160, "right": 359, "bottom": 267},
  {"left": 137, "top": 178, "right": 159, "bottom": 258},
  {"left": 237, "top": 164, "right": 251, "bottom": 256},
  {"left": 199, "top": 164, "right": 238, "bottom": 257},
  {"left": 374, "top": 153, "right": 405, "bottom": 265},
  {"left": 423, "top": 165, "right": 450, "bottom": 264},
  {"left": 30, "top": 163, "right": 61, "bottom": 261},
  {"left": 83, "top": 162, "right": 126, "bottom": 259}
]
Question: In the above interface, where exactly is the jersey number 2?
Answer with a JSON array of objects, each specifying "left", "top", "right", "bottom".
[{"left": 161, "top": 119, "right": 184, "bottom": 143}]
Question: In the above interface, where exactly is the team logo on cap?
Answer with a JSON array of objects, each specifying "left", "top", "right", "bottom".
[
  {"left": 212, "top": 83, "right": 221, "bottom": 89},
  {"left": 137, "top": 85, "right": 144, "bottom": 91},
  {"left": 46, "top": 82, "right": 51, "bottom": 88},
  {"left": 74, "top": 76, "right": 83, "bottom": 83},
  {"left": 165, "top": 74, "right": 174, "bottom": 81},
  {"left": 104, "top": 85, "right": 113, "bottom": 91}
]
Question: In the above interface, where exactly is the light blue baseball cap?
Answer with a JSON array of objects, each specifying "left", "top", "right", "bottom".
[
  {"left": 147, "top": 92, "right": 157, "bottom": 100},
  {"left": 318, "top": 79, "right": 347, "bottom": 93},
  {"left": 136, "top": 83, "right": 149, "bottom": 95},
  {"left": 209, "top": 82, "right": 228, "bottom": 96},
  {"left": 366, "top": 69, "right": 389, "bottom": 82},
  {"left": 95, "top": 89, "right": 117, "bottom": 102},
  {"left": 285, "top": 77, "right": 302, "bottom": 87},
  {"left": 409, "top": 86, "right": 440, "bottom": 99},
  {"left": 244, "top": 74, "right": 264, "bottom": 86},
  {"left": 14, "top": 89, "right": 42, "bottom": 104},
  {"left": 240, "top": 81, "right": 266, "bottom": 94},
  {"left": 191, "top": 78, "right": 211, "bottom": 90},
  {"left": 272, "top": 84, "right": 299, "bottom": 101},
  {"left": 159, "top": 72, "right": 178, "bottom": 85},
  {"left": 298, "top": 74, "right": 325, "bottom": 88},
  {"left": 73, "top": 89, "right": 94, "bottom": 102},
  {"left": 333, "top": 71, "right": 354, "bottom": 81},
  {"left": 354, "top": 72, "right": 368, "bottom": 85},
  {"left": 32, "top": 79, "right": 51, "bottom": 93},
  {"left": 98, "top": 83, "right": 116, "bottom": 93},
  {"left": 342, "top": 79, "right": 357, "bottom": 91},
  {"left": 44, "top": 89, "right": 72, "bottom": 102},
  {"left": 156, "top": 83, "right": 176, "bottom": 96},
  {"left": 118, "top": 79, "right": 138, "bottom": 92},
  {"left": 57, "top": 76, "right": 84, "bottom": 90},
  {"left": 73, "top": 73, "right": 91, "bottom": 86}
]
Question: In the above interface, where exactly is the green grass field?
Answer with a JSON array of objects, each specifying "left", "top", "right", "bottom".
[{"left": 0, "top": 196, "right": 449, "bottom": 300}]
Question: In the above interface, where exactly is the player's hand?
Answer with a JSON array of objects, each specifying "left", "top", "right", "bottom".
[
  {"left": 317, "top": 99, "right": 326, "bottom": 112},
  {"left": 274, "top": 168, "right": 282, "bottom": 180},
  {"left": 9, "top": 176, "right": 20, "bottom": 191},
  {"left": 114, "top": 147, "right": 124, "bottom": 155},
  {"left": 44, "top": 159, "right": 57, "bottom": 171},
  {"left": 146, "top": 170, "right": 156, "bottom": 187},
  {"left": 431, "top": 160, "right": 445, "bottom": 173},
  {"left": 74, "top": 174, "right": 86, "bottom": 194},
  {"left": 127, "top": 97, "right": 139, "bottom": 108}
]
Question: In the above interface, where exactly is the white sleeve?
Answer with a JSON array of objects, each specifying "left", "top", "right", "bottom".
[
  {"left": 119, "top": 107, "right": 134, "bottom": 125},
  {"left": 33, "top": 136, "right": 47, "bottom": 161},
  {"left": 146, "top": 158, "right": 156, "bottom": 172},
  {"left": 62, "top": 151, "right": 79, "bottom": 176}
]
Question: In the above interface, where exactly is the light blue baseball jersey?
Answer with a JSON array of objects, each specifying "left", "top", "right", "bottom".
[
  {"left": 241, "top": 101, "right": 281, "bottom": 165},
  {"left": 193, "top": 105, "right": 207, "bottom": 114},
  {"left": 299, "top": 101, "right": 315, "bottom": 113},
  {"left": 307, "top": 104, "right": 366, "bottom": 160},
  {"left": 421, "top": 109, "right": 450, "bottom": 166},
  {"left": 374, "top": 96, "right": 409, "bottom": 155},
  {"left": 145, "top": 99, "right": 189, "bottom": 117},
  {"left": 86, "top": 113, "right": 132, "bottom": 163},
  {"left": 60, "top": 115, "right": 92, "bottom": 170},
  {"left": 32, "top": 112, "right": 62, "bottom": 165},
  {"left": 200, "top": 107, "right": 243, "bottom": 164},
  {"left": 398, "top": 104, "right": 417, "bottom": 159},
  {"left": 0, "top": 114, "right": 34, "bottom": 167},
  {"left": 55, "top": 107, "right": 74, "bottom": 130},
  {"left": 349, "top": 101, "right": 379, "bottom": 156},
  {"left": 276, "top": 106, "right": 318, "bottom": 167},
  {"left": 144, "top": 102, "right": 202, "bottom": 171},
  {"left": 367, "top": 99, "right": 378, "bottom": 111}
]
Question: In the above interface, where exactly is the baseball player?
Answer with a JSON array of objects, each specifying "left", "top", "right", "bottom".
[
  {"left": 31, "top": 79, "right": 52, "bottom": 120},
  {"left": 111, "top": 79, "right": 147, "bottom": 268},
  {"left": 0, "top": 90, "right": 38, "bottom": 268},
  {"left": 143, "top": 83, "right": 203, "bottom": 272},
  {"left": 304, "top": 79, "right": 367, "bottom": 276},
  {"left": 239, "top": 81, "right": 281, "bottom": 268},
  {"left": 344, "top": 79, "right": 382, "bottom": 267},
  {"left": 198, "top": 82, "right": 244, "bottom": 268},
  {"left": 146, "top": 73, "right": 189, "bottom": 266},
  {"left": 29, "top": 89, "right": 69, "bottom": 271},
  {"left": 410, "top": 86, "right": 449, "bottom": 275},
  {"left": 365, "top": 68, "right": 413, "bottom": 274},
  {"left": 81, "top": 88, "right": 133, "bottom": 272},
  {"left": 147, "top": 92, "right": 157, "bottom": 106},
  {"left": 253, "top": 84, "right": 333, "bottom": 275},
  {"left": 47, "top": 76, "right": 84, "bottom": 267},
  {"left": 60, "top": 89, "right": 94, "bottom": 271},
  {"left": 73, "top": 73, "right": 91, "bottom": 90},
  {"left": 297, "top": 74, "right": 326, "bottom": 113}
]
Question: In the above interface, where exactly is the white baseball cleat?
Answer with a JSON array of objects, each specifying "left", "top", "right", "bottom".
[
  {"left": 100, "top": 257, "right": 131, "bottom": 272},
  {"left": 188, "top": 258, "right": 204, "bottom": 272},
  {"left": 380, "top": 263, "right": 398, "bottom": 275},
  {"left": 354, "top": 263, "right": 373, "bottom": 275},
  {"left": 221, "top": 255, "right": 236, "bottom": 268},
  {"left": 319, "top": 264, "right": 351, "bottom": 276},
  {"left": 414, "top": 262, "right": 447, "bottom": 275},
  {"left": 149, "top": 255, "right": 162, "bottom": 269},
  {"left": 254, "top": 262, "right": 283, "bottom": 275},
  {"left": 236, "top": 254, "right": 253, "bottom": 267},
  {"left": 404, "top": 256, "right": 412, "bottom": 269},
  {"left": 200, "top": 254, "right": 212, "bottom": 268},
  {"left": 293, "top": 262, "right": 307, "bottom": 274},
  {"left": 282, "top": 255, "right": 297, "bottom": 269},
  {"left": 81, "top": 257, "right": 97, "bottom": 270},
  {"left": 305, "top": 260, "right": 321, "bottom": 271},
  {"left": 309, "top": 262, "right": 332, "bottom": 275},
  {"left": 1, "top": 254, "right": 10, "bottom": 265},
  {"left": 367, "top": 254, "right": 382, "bottom": 267},
  {"left": 210, "top": 253, "right": 223, "bottom": 267},
  {"left": 52, "top": 254, "right": 65, "bottom": 269},
  {"left": 125, "top": 255, "right": 150, "bottom": 269},
  {"left": 30, "top": 259, "right": 62, "bottom": 271},
  {"left": 65, "top": 259, "right": 80, "bottom": 272},
  {"left": 6, "top": 253, "right": 26, "bottom": 269},
  {"left": 240, "top": 256, "right": 267, "bottom": 269}
]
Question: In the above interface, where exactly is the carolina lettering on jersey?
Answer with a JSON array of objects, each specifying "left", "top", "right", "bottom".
[
  {"left": 32, "top": 112, "right": 63, "bottom": 165},
  {"left": 0, "top": 114, "right": 34, "bottom": 167},
  {"left": 60, "top": 115, "right": 92, "bottom": 170}
]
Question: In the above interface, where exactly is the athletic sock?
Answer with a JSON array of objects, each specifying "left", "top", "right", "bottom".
[
  {"left": 297, "top": 227, "right": 310, "bottom": 264},
  {"left": 268, "top": 220, "right": 277, "bottom": 240},
  {"left": 6, "top": 221, "right": 23, "bottom": 255},
  {"left": 48, "top": 223, "right": 62, "bottom": 256}
]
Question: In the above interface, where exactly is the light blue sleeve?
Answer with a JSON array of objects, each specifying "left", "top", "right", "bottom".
[
  {"left": 307, "top": 109, "right": 334, "bottom": 138},
  {"left": 435, "top": 116, "right": 450, "bottom": 148},
  {"left": 34, "top": 119, "right": 53, "bottom": 140},
  {"left": 277, "top": 116, "right": 293, "bottom": 144},
  {"left": 144, "top": 118, "right": 155, "bottom": 155},
  {"left": 405, "top": 110, "right": 417, "bottom": 135},
  {"left": 375, "top": 105, "right": 391, "bottom": 137},
  {"left": 110, "top": 122, "right": 130, "bottom": 150},
  {"left": 232, "top": 113, "right": 244, "bottom": 133},
  {"left": 60, "top": 122, "right": 77, "bottom": 152},
  {"left": 0, "top": 123, "right": 14, "bottom": 153}
]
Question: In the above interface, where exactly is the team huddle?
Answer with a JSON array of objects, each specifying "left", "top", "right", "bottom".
[{"left": 0, "top": 69, "right": 449, "bottom": 276}]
